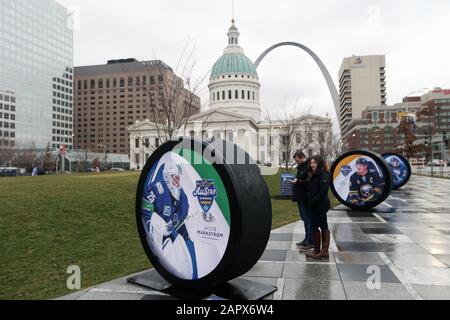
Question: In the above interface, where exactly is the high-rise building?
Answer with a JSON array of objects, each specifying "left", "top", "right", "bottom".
[
  {"left": 73, "top": 59, "right": 201, "bottom": 155},
  {"left": 339, "top": 55, "right": 387, "bottom": 135},
  {"left": 0, "top": 0, "right": 74, "bottom": 150}
]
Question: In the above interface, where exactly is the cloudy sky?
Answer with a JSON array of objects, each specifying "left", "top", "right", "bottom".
[{"left": 58, "top": 0, "right": 450, "bottom": 122}]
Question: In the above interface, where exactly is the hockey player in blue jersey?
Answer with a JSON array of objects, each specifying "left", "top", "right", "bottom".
[
  {"left": 388, "top": 157, "right": 407, "bottom": 186},
  {"left": 347, "top": 158, "right": 384, "bottom": 206},
  {"left": 142, "top": 160, "right": 199, "bottom": 280}
]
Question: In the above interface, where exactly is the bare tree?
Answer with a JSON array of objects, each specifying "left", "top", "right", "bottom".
[
  {"left": 12, "top": 142, "right": 37, "bottom": 172},
  {"left": 134, "top": 43, "right": 209, "bottom": 155},
  {"left": 317, "top": 121, "right": 342, "bottom": 164},
  {"left": 42, "top": 143, "right": 56, "bottom": 172},
  {"left": 266, "top": 103, "right": 314, "bottom": 171},
  {"left": 397, "top": 113, "right": 427, "bottom": 159},
  {"left": 0, "top": 140, "right": 15, "bottom": 167}
]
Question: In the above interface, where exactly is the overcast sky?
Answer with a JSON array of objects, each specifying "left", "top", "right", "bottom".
[{"left": 58, "top": 0, "right": 450, "bottom": 122}]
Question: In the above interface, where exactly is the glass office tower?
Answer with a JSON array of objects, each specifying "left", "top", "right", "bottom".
[{"left": 0, "top": 0, "right": 73, "bottom": 150}]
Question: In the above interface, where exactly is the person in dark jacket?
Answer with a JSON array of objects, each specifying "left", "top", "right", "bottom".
[
  {"left": 291, "top": 151, "right": 313, "bottom": 250},
  {"left": 305, "top": 155, "right": 331, "bottom": 260}
]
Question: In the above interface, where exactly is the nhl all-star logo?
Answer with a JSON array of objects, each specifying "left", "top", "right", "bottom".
[
  {"left": 193, "top": 180, "right": 218, "bottom": 223},
  {"left": 341, "top": 165, "right": 352, "bottom": 177}
]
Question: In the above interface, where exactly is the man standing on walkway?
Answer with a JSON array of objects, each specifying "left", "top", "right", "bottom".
[{"left": 292, "top": 151, "right": 314, "bottom": 251}]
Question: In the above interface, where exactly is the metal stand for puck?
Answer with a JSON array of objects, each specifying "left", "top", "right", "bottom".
[{"left": 127, "top": 270, "right": 277, "bottom": 300}]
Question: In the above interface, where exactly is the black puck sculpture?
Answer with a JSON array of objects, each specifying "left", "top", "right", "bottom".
[
  {"left": 135, "top": 138, "right": 272, "bottom": 292},
  {"left": 382, "top": 153, "right": 412, "bottom": 190},
  {"left": 330, "top": 150, "right": 393, "bottom": 210}
]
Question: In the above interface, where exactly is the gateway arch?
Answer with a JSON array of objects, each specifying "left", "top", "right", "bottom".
[{"left": 255, "top": 42, "right": 341, "bottom": 129}]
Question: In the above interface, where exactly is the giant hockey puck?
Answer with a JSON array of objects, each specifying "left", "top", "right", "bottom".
[
  {"left": 330, "top": 150, "right": 393, "bottom": 210},
  {"left": 135, "top": 138, "right": 272, "bottom": 292},
  {"left": 382, "top": 153, "right": 411, "bottom": 190}
]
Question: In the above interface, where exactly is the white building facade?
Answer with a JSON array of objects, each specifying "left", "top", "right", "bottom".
[{"left": 129, "top": 21, "right": 333, "bottom": 170}]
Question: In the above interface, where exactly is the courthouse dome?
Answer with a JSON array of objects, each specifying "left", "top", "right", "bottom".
[
  {"left": 211, "top": 53, "right": 258, "bottom": 78},
  {"left": 210, "top": 20, "right": 258, "bottom": 80}
]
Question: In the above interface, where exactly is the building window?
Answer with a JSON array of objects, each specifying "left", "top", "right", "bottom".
[
  {"left": 242, "top": 90, "right": 245, "bottom": 99},
  {"left": 229, "top": 90, "right": 232, "bottom": 99},
  {"left": 235, "top": 90, "right": 239, "bottom": 99},
  {"left": 222, "top": 91, "right": 225, "bottom": 100},
  {"left": 308, "top": 133, "right": 313, "bottom": 144},
  {"left": 228, "top": 131, "right": 234, "bottom": 143},
  {"left": 135, "top": 154, "right": 140, "bottom": 165},
  {"left": 135, "top": 139, "right": 140, "bottom": 149}
]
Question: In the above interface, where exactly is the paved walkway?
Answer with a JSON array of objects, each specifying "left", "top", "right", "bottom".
[{"left": 60, "top": 175, "right": 450, "bottom": 300}]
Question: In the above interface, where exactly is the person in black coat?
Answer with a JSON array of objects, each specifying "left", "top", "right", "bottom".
[
  {"left": 291, "top": 151, "right": 313, "bottom": 250},
  {"left": 304, "top": 155, "right": 331, "bottom": 260}
]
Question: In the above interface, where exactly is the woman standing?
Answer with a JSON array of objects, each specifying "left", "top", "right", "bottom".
[{"left": 305, "top": 155, "right": 331, "bottom": 260}]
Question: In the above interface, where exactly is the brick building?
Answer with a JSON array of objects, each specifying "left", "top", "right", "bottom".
[
  {"left": 74, "top": 59, "right": 200, "bottom": 155},
  {"left": 345, "top": 89, "right": 450, "bottom": 162}
]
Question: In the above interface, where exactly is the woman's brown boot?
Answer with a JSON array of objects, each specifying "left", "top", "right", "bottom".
[
  {"left": 313, "top": 230, "right": 330, "bottom": 260},
  {"left": 305, "top": 230, "right": 321, "bottom": 257}
]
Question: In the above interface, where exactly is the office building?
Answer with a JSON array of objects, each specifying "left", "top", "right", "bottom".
[
  {"left": 74, "top": 59, "right": 201, "bottom": 155},
  {"left": 339, "top": 55, "right": 387, "bottom": 135},
  {"left": 0, "top": 0, "right": 74, "bottom": 149}
]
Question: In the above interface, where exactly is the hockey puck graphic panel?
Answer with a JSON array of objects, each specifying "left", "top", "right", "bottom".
[
  {"left": 330, "top": 150, "right": 393, "bottom": 210},
  {"left": 136, "top": 138, "right": 272, "bottom": 291},
  {"left": 382, "top": 153, "right": 411, "bottom": 190}
]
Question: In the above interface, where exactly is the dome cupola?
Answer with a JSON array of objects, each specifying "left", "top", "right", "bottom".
[
  {"left": 208, "top": 20, "right": 262, "bottom": 122},
  {"left": 210, "top": 20, "right": 258, "bottom": 80}
]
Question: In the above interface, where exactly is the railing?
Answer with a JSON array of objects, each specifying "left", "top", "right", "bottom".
[{"left": 412, "top": 165, "right": 450, "bottom": 178}]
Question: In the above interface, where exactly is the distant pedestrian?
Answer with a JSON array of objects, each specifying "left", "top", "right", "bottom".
[
  {"left": 32, "top": 167, "right": 38, "bottom": 177},
  {"left": 305, "top": 155, "right": 331, "bottom": 260},
  {"left": 291, "top": 151, "right": 313, "bottom": 251}
]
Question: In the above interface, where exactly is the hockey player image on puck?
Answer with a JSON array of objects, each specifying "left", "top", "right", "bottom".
[
  {"left": 330, "top": 150, "right": 393, "bottom": 210},
  {"left": 136, "top": 138, "right": 272, "bottom": 292},
  {"left": 382, "top": 153, "right": 411, "bottom": 190}
]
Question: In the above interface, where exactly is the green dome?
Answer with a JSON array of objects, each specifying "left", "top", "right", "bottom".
[{"left": 211, "top": 53, "right": 258, "bottom": 79}]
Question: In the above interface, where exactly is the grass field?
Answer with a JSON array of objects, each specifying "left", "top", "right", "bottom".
[{"left": 0, "top": 170, "right": 338, "bottom": 300}]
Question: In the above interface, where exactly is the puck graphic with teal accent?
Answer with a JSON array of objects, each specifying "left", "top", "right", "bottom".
[{"left": 136, "top": 138, "right": 272, "bottom": 292}]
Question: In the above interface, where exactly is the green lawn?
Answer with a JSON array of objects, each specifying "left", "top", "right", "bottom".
[{"left": 0, "top": 170, "right": 338, "bottom": 300}]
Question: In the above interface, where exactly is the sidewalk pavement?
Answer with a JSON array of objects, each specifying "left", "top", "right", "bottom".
[{"left": 59, "top": 175, "right": 450, "bottom": 300}]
